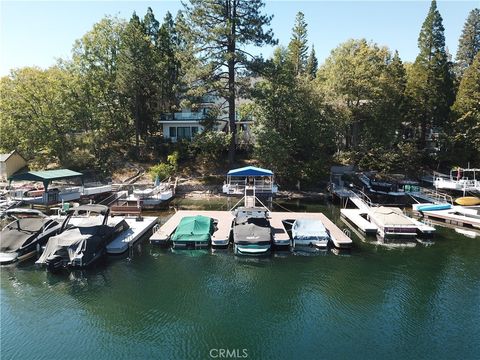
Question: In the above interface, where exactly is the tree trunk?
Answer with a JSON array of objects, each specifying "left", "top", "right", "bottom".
[
  {"left": 135, "top": 93, "right": 140, "bottom": 148},
  {"left": 227, "top": 0, "right": 237, "bottom": 165}
]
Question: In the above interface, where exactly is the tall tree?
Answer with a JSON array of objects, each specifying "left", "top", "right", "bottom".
[
  {"left": 183, "top": 0, "right": 276, "bottom": 164},
  {"left": 305, "top": 44, "right": 318, "bottom": 79},
  {"left": 456, "top": 8, "right": 480, "bottom": 77},
  {"left": 406, "top": 0, "right": 454, "bottom": 151},
  {"left": 117, "top": 12, "right": 156, "bottom": 148},
  {"left": 288, "top": 12, "right": 309, "bottom": 75},
  {"left": 447, "top": 52, "right": 480, "bottom": 164}
]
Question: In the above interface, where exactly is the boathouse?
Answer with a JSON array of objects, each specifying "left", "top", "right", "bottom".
[
  {"left": 222, "top": 166, "right": 278, "bottom": 195},
  {"left": 8, "top": 169, "right": 84, "bottom": 204},
  {"left": 0, "top": 150, "right": 27, "bottom": 181}
]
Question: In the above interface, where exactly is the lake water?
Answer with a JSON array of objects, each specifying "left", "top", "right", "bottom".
[{"left": 1, "top": 198, "right": 479, "bottom": 359}]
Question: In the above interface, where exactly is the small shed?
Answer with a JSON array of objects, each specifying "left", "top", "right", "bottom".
[{"left": 0, "top": 150, "right": 27, "bottom": 181}]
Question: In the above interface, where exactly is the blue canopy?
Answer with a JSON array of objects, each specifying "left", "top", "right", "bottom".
[{"left": 227, "top": 166, "right": 273, "bottom": 177}]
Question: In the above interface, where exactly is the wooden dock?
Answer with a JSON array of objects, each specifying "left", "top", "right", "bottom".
[
  {"left": 270, "top": 212, "right": 353, "bottom": 249},
  {"left": 150, "top": 210, "right": 353, "bottom": 249},
  {"left": 107, "top": 216, "right": 158, "bottom": 254},
  {"left": 340, "top": 208, "right": 378, "bottom": 235},
  {"left": 419, "top": 208, "right": 480, "bottom": 231},
  {"left": 149, "top": 210, "right": 233, "bottom": 247}
]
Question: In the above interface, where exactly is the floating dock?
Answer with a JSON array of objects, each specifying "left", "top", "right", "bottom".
[
  {"left": 340, "top": 209, "right": 378, "bottom": 234},
  {"left": 413, "top": 204, "right": 480, "bottom": 233},
  {"left": 150, "top": 210, "right": 353, "bottom": 249},
  {"left": 150, "top": 210, "right": 234, "bottom": 247},
  {"left": 106, "top": 216, "right": 158, "bottom": 254}
]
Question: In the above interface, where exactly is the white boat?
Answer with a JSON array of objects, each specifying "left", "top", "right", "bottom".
[
  {"left": 291, "top": 218, "right": 330, "bottom": 249},
  {"left": 433, "top": 168, "right": 480, "bottom": 194},
  {"left": 368, "top": 207, "right": 418, "bottom": 239},
  {"left": 127, "top": 182, "right": 173, "bottom": 208}
]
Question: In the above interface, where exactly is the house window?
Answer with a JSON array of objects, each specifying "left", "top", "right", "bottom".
[
  {"left": 177, "top": 127, "right": 191, "bottom": 139},
  {"left": 192, "top": 127, "right": 199, "bottom": 137},
  {"left": 169, "top": 127, "right": 176, "bottom": 138}
]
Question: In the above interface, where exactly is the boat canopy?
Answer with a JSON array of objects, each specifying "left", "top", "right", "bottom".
[
  {"left": 292, "top": 219, "right": 328, "bottom": 239},
  {"left": 171, "top": 215, "right": 214, "bottom": 243},
  {"left": 8, "top": 169, "right": 83, "bottom": 191},
  {"left": 227, "top": 166, "right": 273, "bottom": 177}
]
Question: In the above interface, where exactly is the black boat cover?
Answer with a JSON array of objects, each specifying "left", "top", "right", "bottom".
[
  {"left": 1, "top": 218, "right": 51, "bottom": 252},
  {"left": 234, "top": 218, "right": 271, "bottom": 244}
]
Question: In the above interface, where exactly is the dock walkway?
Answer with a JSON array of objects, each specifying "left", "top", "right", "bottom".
[
  {"left": 150, "top": 210, "right": 233, "bottom": 247},
  {"left": 151, "top": 210, "right": 353, "bottom": 249},
  {"left": 107, "top": 216, "right": 158, "bottom": 254},
  {"left": 340, "top": 209, "right": 378, "bottom": 235}
]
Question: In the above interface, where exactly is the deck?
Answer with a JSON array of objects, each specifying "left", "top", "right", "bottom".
[
  {"left": 150, "top": 210, "right": 354, "bottom": 249},
  {"left": 149, "top": 210, "right": 234, "bottom": 247},
  {"left": 106, "top": 216, "right": 158, "bottom": 254},
  {"left": 340, "top": 209, "right": 378, "bottom": 234}
]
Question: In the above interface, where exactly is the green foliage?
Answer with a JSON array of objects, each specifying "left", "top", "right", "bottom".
[
  {"left": 189, "top": 131, "right": 231, "bottom": 164},
  {"left": 252, "top": 47, "right": 336, "bottom": 185},
  {"left": 305, "top": 45, "right": 318, "bottom": 79},
  {"left": 288, "top": 12, "right": 309, "bottom": 75},
  {"left": 183, "top": 0, "right": 277, "bottom": 163},
  {"left": 446, "top": 52, "right": 480, "bottom": 164},
  {"left": 406, "top": 0, "right": 454, "bottom": 152},
  {"left": 456, "top": 8, "right": 480, "bottom": 77},
  {"left": 149, "top": 162, "right": 174, "bottom": 181}
]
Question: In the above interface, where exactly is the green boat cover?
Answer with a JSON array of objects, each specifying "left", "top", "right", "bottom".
[{"left": 171, "top": 215, "right": 214, "bottom": 243}]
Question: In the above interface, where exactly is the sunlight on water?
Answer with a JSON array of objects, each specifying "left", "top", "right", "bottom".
[{"left": 1, "top": 199, "right": 479, "bottom": 359}]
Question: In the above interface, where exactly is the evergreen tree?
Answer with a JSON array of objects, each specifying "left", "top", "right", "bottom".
[
  {"left": 288, "top": 12, "right": 309, "bottom": 75},
  {"left": 117, "top": 12, "right": 157, "bottom": 147},
  {"left": 183, "top": 0, "right": 276, "bottom": 164},
  {"left": 406, "top": 0, "right": 454, "bottom": 151},
  {"left": 305, "top": 45, "right": 318, "bottom": 79},
  {"left": 456, "top": 8, "right": 480, "bottom": 77},
  {"left": 448, "top": 52, "right": 480, "bottom": 164}
]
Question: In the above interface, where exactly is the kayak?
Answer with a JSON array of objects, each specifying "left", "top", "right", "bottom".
[
  {"left": 455, "top": 196, "right": 480, "bottom": 206},
  {"left": 417, "top": 204, "right": 452, "bottom": 212}
]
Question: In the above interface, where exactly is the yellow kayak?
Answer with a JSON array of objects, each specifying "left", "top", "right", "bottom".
[{"left": 455, "top": 196, "right": 480, "bottom": 206}]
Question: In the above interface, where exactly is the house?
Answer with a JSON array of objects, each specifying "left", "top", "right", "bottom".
[
  {"left": 159, "top": 96, "right": 254, "bottom": 143},
  {"left": 0, "top": 150, "right": 27, "bottom": 181}
]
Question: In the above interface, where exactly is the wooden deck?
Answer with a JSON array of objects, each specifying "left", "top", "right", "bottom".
[
  {"left": 270, "top": 212, "right": 353, "bottom": 248},
  {"left": 340, "top": 209, "right": 378, "bottom": 235},
  {"left": 149, "top": 210, "right": 234, "bottom": 247},
  {"left": 149, "top": 210, "right": 354, "bottom": 249}
]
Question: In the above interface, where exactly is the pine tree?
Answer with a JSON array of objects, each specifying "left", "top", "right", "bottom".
[
  {"left": 456, "top": 8, "right": 480, "bottom": 77},
  {"left": 183, "top": 0, "right": 276, "bottom": 164},
  {"left": 288, "top": 12, "right": 309, "bottom": 75},
  {"left": 305, "top": 45, "right": 318, "bottom": 79},
  {"left": 406, "top": 0, "right": 454, "bottom": 151},
  {"left": 449, "top": 52, "right": 480, "bottom": 163}
]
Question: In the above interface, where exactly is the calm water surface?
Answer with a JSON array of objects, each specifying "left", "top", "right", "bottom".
[{"left": 1, "top": 198, "right": 479, "bottom": 360}]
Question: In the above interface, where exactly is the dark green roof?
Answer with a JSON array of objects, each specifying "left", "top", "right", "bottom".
[
  {"left": 171, "top": 215, "right": 214, "bottom": 243},
  {"left": 8, "top": 169, "right": 83, "bottom": 182}
]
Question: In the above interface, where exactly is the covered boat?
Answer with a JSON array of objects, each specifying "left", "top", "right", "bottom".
[
  {"left": 171, "top": 215, "right": 214, "bottom": 249},
  {"left": 291, "top": 218, "right": 330, "bottom": 249},
  {"left": 0, "top": 209, "right": 61, "bottom": 264},
  {"left": 36, "top": 205, "right": 128, "bottom": 271},
  {"left": 233, "top": 207, "right": 272, "bottom": 256}
]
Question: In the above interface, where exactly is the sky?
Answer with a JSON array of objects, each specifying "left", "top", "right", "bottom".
[{"left": 0, "top": 1, "right": 478, "bottom": 76}]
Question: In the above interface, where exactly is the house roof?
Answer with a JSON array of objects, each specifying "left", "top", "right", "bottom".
[
  {"left": 8, "top": 169, "right": 83, "bottom": 182},
  {"left": 227, "top": 166, "right": 273, "bottom": 177},
  {"left": 0, "top": 150, "right": 26, "bottom": 163}
]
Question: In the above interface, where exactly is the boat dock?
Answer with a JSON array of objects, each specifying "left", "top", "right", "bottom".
[
  {"left": 150, "top": 210, "right": 234, "bottom": 247},
  {"left": 107, "top": 216, "right": 158, "bottom": 254},
  {"left": 150, "top": 210, "right": 353, "bottom": 249},
  {"left": 414, "top": 206, "right": 480, "bottom": 233},
  {"left": 340, "top": 209, "right": 378, "bottom": 234}
]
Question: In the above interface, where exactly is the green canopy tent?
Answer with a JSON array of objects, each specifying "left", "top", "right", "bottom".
[
  {"left": 8, "top": 169, "right": 84, "bottom": 204},
  {"left": 171, "top": 215, "right": 215, "bottom": 245}
]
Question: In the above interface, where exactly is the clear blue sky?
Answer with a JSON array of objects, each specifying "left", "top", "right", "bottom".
[{"left": 0, "top": 1, "right": 477, "bottom": 76}]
